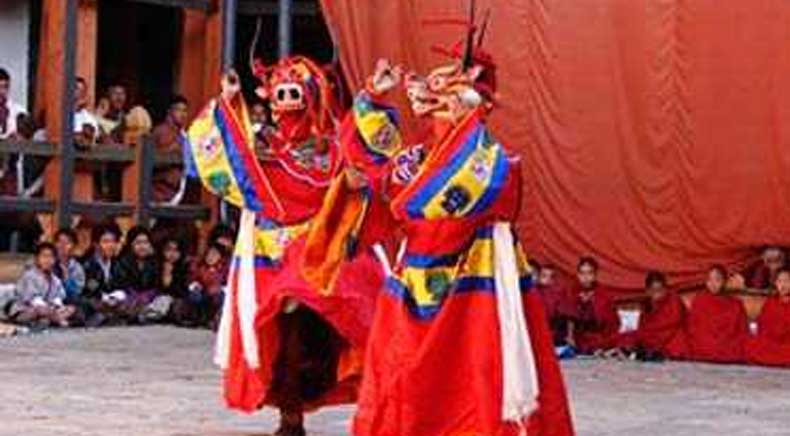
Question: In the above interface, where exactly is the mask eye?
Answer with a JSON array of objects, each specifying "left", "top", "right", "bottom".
[
  {"left": 277, "top": 89, "right": 286, "bottom": 101},
  {"left": 289, "top": 88, "right": 301, "bottom": 100},
  {"left": 429, "top": 76, "right": 445, "bottom": 91}
]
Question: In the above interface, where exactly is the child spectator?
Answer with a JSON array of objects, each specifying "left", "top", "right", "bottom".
[
  {"left": 8, "top": 243, "right": 75, "bottom": 328},
  {"left": 686, "top": 265, "right": 749, "bottom": 364},
  {"left": 535, "top": 263, "right": 577, "bottom": 349},
  {"left": 180, "top": 242, "right": 229, "bottom": 328},
  {"left": 109, "top": 226, "right": 162, "bottom": 323},
  {"left": 572, "top": 256, "right": 622, "bottom": 355},
  {"left": 81, "top": 223, "right": 122, "bottom": 326},
  {"left": 621, "top": 271, "right": 687, "bottom": 361},
  {"left": 746, "top": 268, "right": 790, "bottom": 367},
  {"left": 53, "top": 228, "right": 86, "bottom": 305},
  {"left": 157, "top": 237, "right": 190, "bottom": 323}
]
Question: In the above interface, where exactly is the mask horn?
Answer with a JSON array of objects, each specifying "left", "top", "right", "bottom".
[{"left": 461, "top": 0, "right": 477, "bottom": 71}]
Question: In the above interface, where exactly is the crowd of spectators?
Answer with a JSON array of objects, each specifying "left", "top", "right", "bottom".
[{"left": 3, "top": 222, "right": 234, "bottom": 332}]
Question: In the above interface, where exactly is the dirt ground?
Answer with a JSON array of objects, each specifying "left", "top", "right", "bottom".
[{"left": 1, "top": 326, "right": 788, "bottom": 436}]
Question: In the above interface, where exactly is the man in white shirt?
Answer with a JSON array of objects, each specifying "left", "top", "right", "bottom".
[
  {"left": 0, "top": 67, "right": 28, "bottom": 140},
  {"left": 73, "top": 77, "right": 99, "bottom": 147}
]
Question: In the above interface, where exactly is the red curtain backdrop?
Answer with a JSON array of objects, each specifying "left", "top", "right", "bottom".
[{"left": 320, "top": 0, "right": 790, "bottom": 292}]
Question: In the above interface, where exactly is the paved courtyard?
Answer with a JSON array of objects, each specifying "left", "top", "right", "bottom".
[{"left": 1, "top": 326, "right": 788, "bottom": 436}]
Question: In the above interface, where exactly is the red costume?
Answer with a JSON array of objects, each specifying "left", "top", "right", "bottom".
[
  {"left": 185, "top": 58, "right": 381, "bottom": 429},
  {"left": 685, "top": 291, "right": 748, "bottom": 363},
  {"left": 307, "top": 6, "right": 575, "bottom": 433},
  {"left": 573, "top": 286, "right": 621, "bottom": 353},
  {"left": 746, "top": 296, "right": 790, "bottom": 367}
]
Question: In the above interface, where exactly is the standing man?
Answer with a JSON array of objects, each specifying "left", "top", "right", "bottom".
[
  {"left": 0, "top": 68, "right": 27, "bottom": 140},
  {"left": 151, "top": 95, "right": 189, "bottom": 203}
]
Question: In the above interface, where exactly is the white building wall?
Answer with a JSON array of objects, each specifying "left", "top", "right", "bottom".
[{"left": 0, "top": 0, "right": 30, "bottom": 109}]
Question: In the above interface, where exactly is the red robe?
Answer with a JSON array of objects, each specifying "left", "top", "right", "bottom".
[
  {"left": 574, "top": 287, "right": 621, "bottom": 353},
  {"left": 626, "top": 292, "right": 688, "bottom": 358},
  {"left": 686, "top": 291, "right": 748, "bottom": 363},
  {"left": 746, "top": 296, "right": 790, "bottom": 367},
  {"left": 537, "top": 284, "right": 577, "bottom": 346}
]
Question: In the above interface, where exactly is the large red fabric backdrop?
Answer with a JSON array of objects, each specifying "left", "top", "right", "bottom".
[{"left": 320, "top": 0, "right": 790, "bottom": 292}]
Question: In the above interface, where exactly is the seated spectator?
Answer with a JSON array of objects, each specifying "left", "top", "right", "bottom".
[
  {"left": 109, "top": 226, "right": 162, "bottom": 323},
  {"left": 686, "top": 265, "right": 749, "bottom": 364},
  {"left": 7, "top": 243, "right": 75, "bottom": 328},
  {"left": 621, "top": 271, "right": 687, "bottom": 361},
  {"left": 53, "top": 228, "right": 86, "bottom": 305},
  {"left": 572, "top": 256, "right": 621, "bottom": 355},
  {"left": 0, "top": 67, "right": 27, "bottom": 140},
  {"left": 733, "top": 246, "right": 786, "bottom": 291},
  {"left": 81, "top": 223, "right": 122, "bottom": 326},
  {"left": 151, "top": 95, "right": 189, "bottom": 203},
  {"left": 746, "top": 268, "right": 790, "bottom": 367},
  {"left": 156, "top": 237, "right": 189, "bottom": 321},
  {"left": 535, "top": 263, "right": 576, "bottom": 349},
  {"left": 176, "top": 242, "right": 229, "bottom": 328}
]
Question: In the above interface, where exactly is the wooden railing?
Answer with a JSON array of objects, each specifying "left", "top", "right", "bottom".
[{"left": 0, "top": 137, "right": 212, "bottom": 232}]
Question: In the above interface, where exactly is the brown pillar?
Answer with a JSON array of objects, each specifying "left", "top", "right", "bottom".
[{"left": 177, "top": 1, "right": 225, "bottom": 247}]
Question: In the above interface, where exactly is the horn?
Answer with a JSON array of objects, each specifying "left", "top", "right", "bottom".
[
  {"left": 248, "top": 16, "right": 264, "bottom": 76},
  {"left": 461, "top": 0, "right": 477, "bottom": 70},
  {"left": 477, "top": 9, "right": 491, "bottom": 48}
]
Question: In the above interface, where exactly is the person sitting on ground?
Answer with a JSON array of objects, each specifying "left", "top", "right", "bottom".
[
  {"left": 745, "top": 268, "right": 790, "bottom": 367},
  {"left": 8, "top": 243, "right": 75, "bottom": 328},
  {"left": 81, "top": 223, "right": 122, "bottom": 326},
  {"left": 156, "top": 237, "right": 190, "bottom": 324},
  {"left": 109, "top": 226, "right": 162, "bottom": 323},
  {"left": 151, "top": 95, "right": 190, "bottom": 203},
  {"left": 180, "top": 241, "right": 229, "bottom": 329},
  {"left": 535, "top": 262, "right": 577, "bottom": 353},
  {"left": 621, "top": 271, "right": 687, "bottom": 361},
  {"left": 572, "top": 256, "right": 622, "bottom": 356},
  {"left": 53, "top": 228, "right": 86, "bottom": 307},
  {"left": 685, "top": 264, "right": 749, "bottom": 364},
  {"left": 208, "top": 223, "right": 236, "bottom": 253}
]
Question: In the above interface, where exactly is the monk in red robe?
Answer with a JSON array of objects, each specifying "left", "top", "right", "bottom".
[
  {"left": 746, "top": 268, "right": 790, "bottom": 367},
  {"left": 572, "top": 257, "right": 621, "bottom": 354},
  {"left": 536, "top": 263, "right": 577, "bottom": 347},
  {"left": 621, "top": 271, "right": 688, "bottom": 360},
  {"left": 686, "top": 265, "right": 749, "bottom": 364}
]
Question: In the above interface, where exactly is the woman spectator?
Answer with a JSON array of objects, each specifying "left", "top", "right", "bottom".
[
  {"left": 157, "top": 237, "right": 190, "bottom": 324},
  {"left": 110, "top": 226, "right": 161, "bottom": 323}
]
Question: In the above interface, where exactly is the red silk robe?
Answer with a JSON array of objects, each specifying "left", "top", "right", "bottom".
[
  {"left": 746, "top": 296, "right": 790, "bottom": 367},
  {"left": 628, "top": 292, "right": 688, "bottom": 358},
  {"left": 686, "top": 291, "right": 748, "bottom": 364},
  {"left": 574, "top": 287, "right": 621, "bottom": 353}
]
